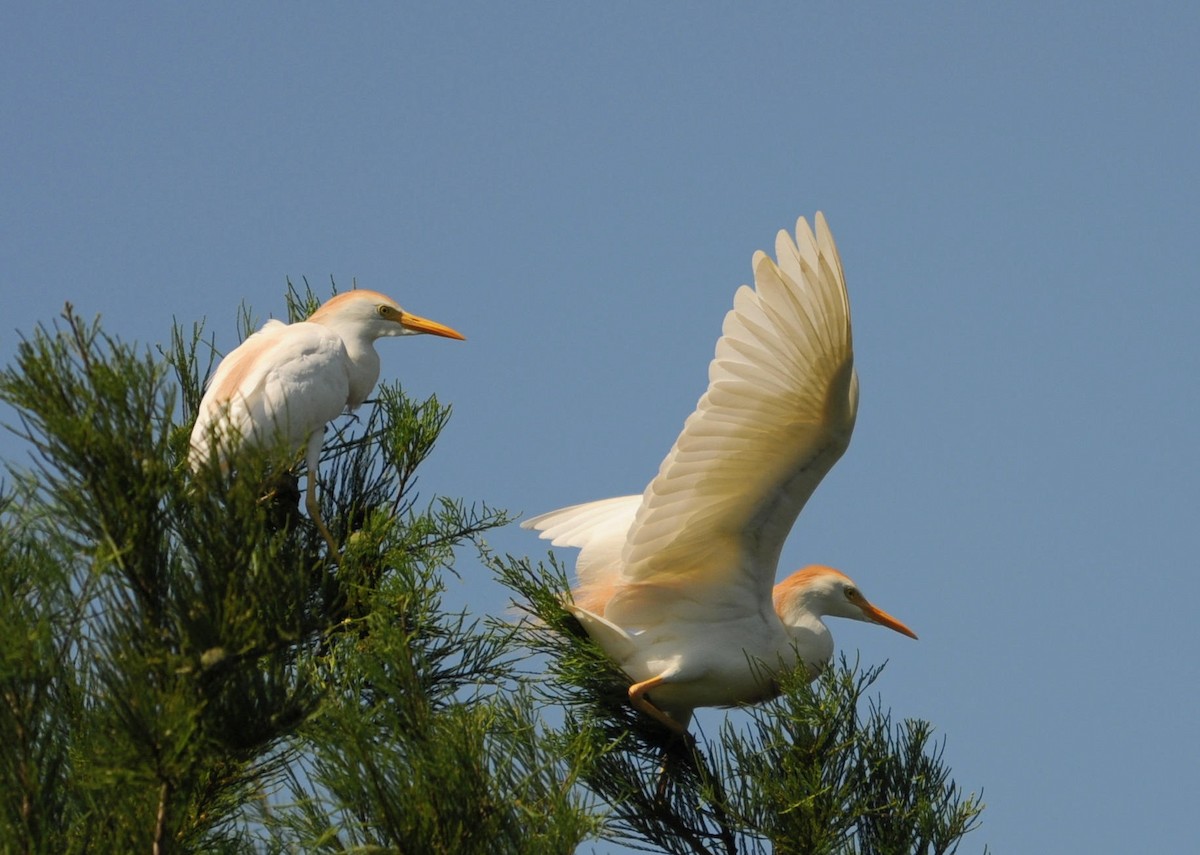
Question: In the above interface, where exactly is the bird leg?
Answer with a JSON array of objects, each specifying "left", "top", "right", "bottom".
[
  {"left": 305, "top": 433, "right": 342, "bottom": 563},
  {"left": 307, "top": 485, "right": 340, "bottom": 564},
  {"left": 629, "top": 676, "right": 697, "bottom": 802},
  {"left": 628, "top": 676, "right": 688, "bottom": 736}
]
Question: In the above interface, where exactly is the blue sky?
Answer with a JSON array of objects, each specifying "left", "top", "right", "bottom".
[{"left": 3, "top": 3, "right": 1198, "bottom": 851}]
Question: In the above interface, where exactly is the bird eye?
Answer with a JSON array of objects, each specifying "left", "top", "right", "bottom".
[
  {"left": 377, "top": 305, "right": 391, "bottom": 317},
  {"left": 844, "top": 587, "right": 858, "bottom": 600}
]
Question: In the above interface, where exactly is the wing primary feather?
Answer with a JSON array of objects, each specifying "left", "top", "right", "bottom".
[{"left": 618, "top": 214, "right": 857, "bottom": 603}]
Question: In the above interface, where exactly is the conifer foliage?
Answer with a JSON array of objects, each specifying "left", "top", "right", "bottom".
[{"left": 0, "top": 292, "right": 983, "bottom": 854}]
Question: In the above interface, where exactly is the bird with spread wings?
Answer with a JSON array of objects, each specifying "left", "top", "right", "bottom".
[{"left": 525, "top": 214, "right": 916, "bottom": 734}]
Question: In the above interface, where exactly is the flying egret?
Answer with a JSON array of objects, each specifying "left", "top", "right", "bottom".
[
  {"left": 189, "top": 289, "right": 464, "bottom": 556},
  {"left": 524, "top": 214, "right": 916, "bottom": 735}
]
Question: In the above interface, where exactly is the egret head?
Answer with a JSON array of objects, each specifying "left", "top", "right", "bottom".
[
  {"left": 309, "top": 290, "right": 465, "bottom": 341},
  {"left": 773, "top": 565, "right": 917, "bottom": 639}
]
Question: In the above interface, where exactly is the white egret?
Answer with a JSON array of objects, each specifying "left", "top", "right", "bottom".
[
  {"left": 189, "top": 289, "right": 464, "bottom": 556},
  {"left": 524, "top": 214, "right": 915, "bottom": 734}
]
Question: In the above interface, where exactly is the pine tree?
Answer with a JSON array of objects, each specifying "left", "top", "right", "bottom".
[{"left": 0, "top": 292, "right": 984, "bottom": 854}]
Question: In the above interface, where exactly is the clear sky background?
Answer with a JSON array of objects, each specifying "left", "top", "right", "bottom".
[{"left": 3, "top": 3, "right": 1197, "bottom": 852}]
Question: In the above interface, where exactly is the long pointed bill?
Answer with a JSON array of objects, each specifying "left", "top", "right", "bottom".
[
  {"left": 859, "top": 602, "right": 919, "bottom": 640},
  {"left": 400, "top": 312, "right": 466, "bottom": 340}
]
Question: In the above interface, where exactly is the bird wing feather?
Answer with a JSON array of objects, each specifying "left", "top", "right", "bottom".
[
  {"left": 190, "top": 320, "right": 351, "bottom": 462},
  {"left": 522, "top": 495, "right": 642, "bottom": 611},
  {"left": 618, "top": 214, "right": 858, "bottom": 604}
]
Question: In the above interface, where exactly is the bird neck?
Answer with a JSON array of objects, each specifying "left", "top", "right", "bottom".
[
  {"left": 319, "top": 324, "right": 382, "bottom": 409},
  {"left": 782, "top": 610, "right": 833, "bottom": 671},
  {"left": 775, "top": 594, "right": 835, "bottom": 674},
  {"left": 345, "top": 342, "right": 381, "bottom": 408}
]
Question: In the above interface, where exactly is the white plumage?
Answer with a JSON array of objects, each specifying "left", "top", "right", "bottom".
[
  {"left": 524, "top": 214, "right": 915, "bottom": 733},
  {"left": 189, "top": 289, "right": 464, "bottom": 555}
]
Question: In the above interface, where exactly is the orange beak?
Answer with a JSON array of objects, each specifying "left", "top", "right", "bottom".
[
  {"left": 859, "top": 601, "right": 919, "bottom": 640},
  {"left": 399, "top": 312, "right": 466, "bottom": 340}
]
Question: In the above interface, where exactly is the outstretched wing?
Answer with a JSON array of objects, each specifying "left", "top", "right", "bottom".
[
  {"left": 619, "top": 214, "right": 858, "bottom": 604},
  {"left": 522, "top": 495, "right": 642, "bottom": 612}
]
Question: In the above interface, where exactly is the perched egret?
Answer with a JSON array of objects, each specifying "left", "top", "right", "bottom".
[
  {"left": 524, "top": 214, "right": 915, "bottom": 734},
  {"left": 189, "top": 289, "right": 464, "bottom": 556}
]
